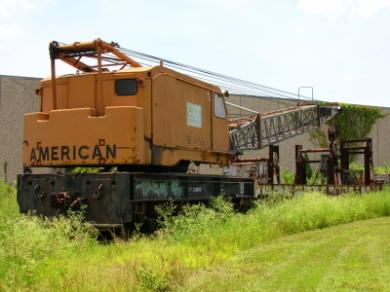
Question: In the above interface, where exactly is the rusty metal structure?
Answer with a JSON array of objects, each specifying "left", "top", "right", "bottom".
[
  {"left": 229, "top": 145, "right": 280, "bottom": 184},
  {"left": 17, "top": 38, "right": 340, "bottom": 229},
  {"left": 295, "top": 146, "right": 338, "bottom": 185},
  {"left": 294, "top": 135, "right": 375, "bottom": 187},
  {"left": 258, "top": 183, "right": 382, "bottom": 197},
  {"left": 268, "top": 145, "right": 281, "bottom": 185},
  {"left": 340, "top": 138, "right": 373, "bottom": 185},
  {"left": 228, "top": 102, "right": 337, "bottom": 151}
]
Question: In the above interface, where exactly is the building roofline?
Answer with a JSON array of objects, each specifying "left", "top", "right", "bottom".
[
  {"left": 0, "top": 74, "right": 42, "bottom": 80},
  {"left": 229, "top": 93, "right": 390, "bottom": 110}
]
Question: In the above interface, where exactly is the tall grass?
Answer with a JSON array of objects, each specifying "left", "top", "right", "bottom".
[
  {"left": 1, "top": 181, "right": 390, "bottom": 290},
  {"left": 0, "top": 183, "right": 97, "bottom": 290},
  {"left": 158, "top": 190, "right": 390, "bottom": 256},
  {"left": 0, "top": 182, "right": 18, "bottom": 221}
]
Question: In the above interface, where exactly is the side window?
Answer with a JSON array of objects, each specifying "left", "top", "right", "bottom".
[
  {"left": 115, "top": 79, "right": 138, "bottom": 96},
  {"left": 214, "top": 93, "right": 226, "bottom": 118}
]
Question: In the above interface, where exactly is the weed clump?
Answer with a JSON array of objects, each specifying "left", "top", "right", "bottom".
[{"left": 136, "top": 266, "right": 173, "bottom": 291}]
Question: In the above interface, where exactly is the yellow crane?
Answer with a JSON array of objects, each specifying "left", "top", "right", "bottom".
[{"left": 18, "top": 39, "right": 337, "bottom": 228}]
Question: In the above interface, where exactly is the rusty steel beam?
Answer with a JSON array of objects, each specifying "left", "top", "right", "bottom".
[
  {"left": 268, "top": 145, "right": 280, "bottom": 185},
  {"left": 299, "top": 148, "right": 331, "bottom": 153},
  {"left": 229, "top": 104, "right": 338, "bottom": 152}
]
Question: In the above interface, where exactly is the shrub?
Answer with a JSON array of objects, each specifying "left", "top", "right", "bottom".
[{"left": 281, "top": 168, "right": 295, "bottom": 184}]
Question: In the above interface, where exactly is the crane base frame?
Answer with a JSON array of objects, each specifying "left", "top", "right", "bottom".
[{"left": 17, "top": 172, "right": 255, "bottom": 226}]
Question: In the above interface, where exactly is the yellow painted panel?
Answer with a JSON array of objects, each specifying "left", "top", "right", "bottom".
[
  {"left": 68, "top": 75, "right": 95, "bottom": 109},
  {"left": 152, "top": 74, "right": 211, "bottom": 151},
  {"left": 42, "top": 87, "right": 53, "bottom": 112},
  {"left": 56, "top": 84, "right": 68, "bottom": 109},
  {"left": 23, "top": 106, "right": 144, "bottom": 166}
]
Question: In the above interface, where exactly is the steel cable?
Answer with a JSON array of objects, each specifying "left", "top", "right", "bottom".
[{"left": 118, "top": 47, "right": 313, "bottom": 102}]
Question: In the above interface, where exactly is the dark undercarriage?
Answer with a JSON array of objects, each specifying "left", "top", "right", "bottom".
[{"left": 17, "top": 171, "right": 255, "bottom": 230}]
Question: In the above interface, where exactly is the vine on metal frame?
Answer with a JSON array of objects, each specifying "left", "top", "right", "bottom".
[
  {"left": 327, "top": 103, "right": 385, "bottom": 141},
  {"left": 310, "top": 103, "right": 385, "bottom": 145}
]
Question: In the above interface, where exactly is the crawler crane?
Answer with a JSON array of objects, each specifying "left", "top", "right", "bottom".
[{"left": 17, "top": 39, "right": 337, "bottom": 227}]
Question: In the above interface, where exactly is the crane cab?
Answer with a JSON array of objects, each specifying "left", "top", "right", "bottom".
[{"left": 24, "top": 41, "right": 232, "bottom": 169}]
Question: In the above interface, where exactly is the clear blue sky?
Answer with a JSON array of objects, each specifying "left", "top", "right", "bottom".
[{"left": 1, "top": 0, "right": 389, "bottom": 106}]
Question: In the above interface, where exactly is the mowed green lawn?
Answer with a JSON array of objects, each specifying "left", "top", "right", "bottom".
[{"left": 185, "top": 217, "right": 390, "bottom": 291}]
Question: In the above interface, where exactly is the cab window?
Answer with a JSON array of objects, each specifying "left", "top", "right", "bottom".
[
  {"left": 214, "top": 93, "right": 226, "bottom": 118},
  {"left": 115, "top": 79, "right": 138, "bottom": 96}
]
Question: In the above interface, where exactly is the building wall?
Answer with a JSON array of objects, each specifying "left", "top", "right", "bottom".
[
  {"left": 371, "top": 109, "right": 390, "bottom": 168},
  {"left": 0, "top": 76, "right": 41, "bottom": 182}
]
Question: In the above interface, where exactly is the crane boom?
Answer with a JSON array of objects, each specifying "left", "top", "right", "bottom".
[{"left": 228, "top": 103, "right": 339, "bottom": 152}]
